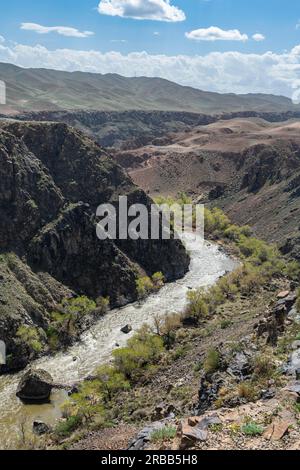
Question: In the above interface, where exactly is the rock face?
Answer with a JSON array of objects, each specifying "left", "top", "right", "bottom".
[
  {"left": 16, "top": 369, "right": 53, "bottom": 401},
  {"left": 0, "top": 121, "right": 190, "bottom": 371}
]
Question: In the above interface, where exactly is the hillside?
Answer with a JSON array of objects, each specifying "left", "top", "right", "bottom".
[
  {"left": 112, "top": 117, "right": 300, "bottom": 256},
  {"left": 0, "top": 62, "right": 299, "bottom": 115},
  {"left": 0, "top": 120, "right": 189, "bottom": 372}
]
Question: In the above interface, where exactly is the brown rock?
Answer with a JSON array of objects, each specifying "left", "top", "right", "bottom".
[
  {"left": 178, "top": 419, "right": 208, "bottom": 450},
  {"left": 263, "top": 419, "right": 290, "bottom": 441}
]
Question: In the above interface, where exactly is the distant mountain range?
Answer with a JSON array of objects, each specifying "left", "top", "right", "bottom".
[{"left": 0, "top": 62, "right": 299, "bottom": 115}]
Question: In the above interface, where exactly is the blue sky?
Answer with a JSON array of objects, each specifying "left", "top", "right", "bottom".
[{"left": 1, "top": 1, "right": 300, "bottom": 98}]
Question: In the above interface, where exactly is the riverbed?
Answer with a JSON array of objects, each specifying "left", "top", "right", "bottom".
[{"left": 0, "top": 234, "right": 236, "bottom": 449}]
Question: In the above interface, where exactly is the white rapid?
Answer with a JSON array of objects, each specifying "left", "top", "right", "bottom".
[{"left": 0, "top": 234, "right": 237, "bottom": 449}]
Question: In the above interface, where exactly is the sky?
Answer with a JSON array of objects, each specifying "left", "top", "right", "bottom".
[{"left": 1, "top": 0, "right": 300, "bottom": 99}]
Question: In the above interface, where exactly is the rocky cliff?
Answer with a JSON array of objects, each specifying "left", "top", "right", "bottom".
[{"left": 0, "top": 121, "right": 189, "bottom": 371}]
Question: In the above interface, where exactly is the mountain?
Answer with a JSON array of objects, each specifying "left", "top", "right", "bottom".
[
  {"left": 0, "top": 62, "right": 299, "bottom": 115},
  {"left": 0, "top": 120, "right": 189, "bottom": 371}
]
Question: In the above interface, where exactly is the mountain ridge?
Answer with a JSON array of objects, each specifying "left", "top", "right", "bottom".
[{"left": 0, "top": 62, "right": 299, "bottom": 115}]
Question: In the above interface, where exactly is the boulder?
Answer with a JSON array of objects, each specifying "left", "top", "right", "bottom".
[
  {"left": 16, "top": 369, "right": 53, "bottom": 402},
  {"left": 33, "top": 420, "right": 51, "bottom": 436},
  {"left": 178, "top": 414, "right": 221, "bottom": 449},
  {"left": 263, "top": 419, "right": 290, "bottom": 441},
  {"left": 121, "top": 324, "right": 132, "bottom": 334}
]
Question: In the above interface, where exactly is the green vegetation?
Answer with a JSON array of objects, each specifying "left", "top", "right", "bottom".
[
  {"left": 203, "top": 348, "right": 221, "bottom": 374},
  {"left": 113, "top": 326, "right": 164, "bottom": 381},
  {"left": 183, "top": 205, "right": 299, "bottom": 325},
  {"left": 54, "top": 415, "right": 82, "bottom": 438},
  {"left": 136, "top": 273, "right": 165, "bottom": 299},
  {"left": 52, "top": 202, "right": 299, "bottom": 442},
  {"left": 47, "top": 296, "right": 106, "bottom": 351},
  {"left": 150, "top": 426, "right": 177, "bottom": 443},
  {"left": 56, "top": 326, "right": 165, "bottom": 433},
  {"left": 16, "top": 326, "right": 43, "bottom": 353},
  {"left": 241, "top": 421, "right": 264, "bottom": 437},
  {"left": 252, "top": 354, "right": 276, "bottom": 380}
]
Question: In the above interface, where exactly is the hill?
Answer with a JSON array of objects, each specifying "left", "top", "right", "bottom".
[{"left": 0, "top": 62, "right": 299, "bottom": 114}]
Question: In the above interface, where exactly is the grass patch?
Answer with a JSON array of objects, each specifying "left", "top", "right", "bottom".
[
  {"left": 203, "top": 348, "right": 221, "bottom": 374},
  {"left": 150, "top": 426, "right": 177, "bottom": 443}
]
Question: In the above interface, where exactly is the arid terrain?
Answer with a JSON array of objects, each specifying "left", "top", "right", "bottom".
[{"left": 113, "top": 117, "right": 300, "bottom": 255}]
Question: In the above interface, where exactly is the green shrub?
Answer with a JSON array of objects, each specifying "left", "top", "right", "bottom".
[
  {"left": 54, "top": 415, "right": 82, "bottom": 437},
  {"left": 241, "top": 421, "right": 264, "bottom": 436},
  {"left": 150, "top": 426, "right": 177, "bottom": 443},
  {"left": 95, "top": 365, "right": 130, "bottom": 402},
  {"left": 220, "top": 319, "right": 232, "bottom": 330},
  {"left": 136, "top": 276, "right": 154, "bottom": 299},
  {"left": 185, "top": 289, "right": 209, "bottom": 321},
  {"left": 283, "top": 260, "right": 300, "bottom": 281},
  {"left": 152, "top": 272, "right": 165, "bottom": 290},
  {"left": 16, "top": 326, "right": 43, "bottom": 353},
  {"left": 112, "top": 327, "right": 164, "bottom": 380},
  {"left": 204, "top": 208, "right": 230, "bottom": 236},
  {"left": 203, "top": 348, "right": 221, "bottom": 374}
]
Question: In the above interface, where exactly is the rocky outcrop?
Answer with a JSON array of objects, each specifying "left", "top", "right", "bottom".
[
  {"left": 0, "top": 121, "right": 190, "bottom": 372},
  {"left": 255, "top": 290, "right": 297, "bottom": 346},
  {"left": 16, "top": 369, "right": 53, "bottom": 401}
]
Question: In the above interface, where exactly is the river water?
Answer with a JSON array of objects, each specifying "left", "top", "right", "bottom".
[{"left": 0, "top": 234, "right": 236, "bottom": 449}]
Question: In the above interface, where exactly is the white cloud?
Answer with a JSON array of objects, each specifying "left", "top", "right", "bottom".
[
  {"left": 0, "top": 36, "right": 5, "bottom": 44},
  {"left": 98, "top": 0, "right": 186, "bottom": 22},
  {"left": 1, "top": 41, "right": 300, "bottom": 101},
  {"left": 20, "top": 23, "right": 94, "bottom": 38},
  {"left": 186, "top": 26, "right": 248, "bottom": 42},
  {"left": 252, "top": 33, "right": 265, "bottom": 42}
]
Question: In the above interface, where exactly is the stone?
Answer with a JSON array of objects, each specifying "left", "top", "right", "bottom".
[
  {"left": 261, "top": 388, "right": 276, "bottom": 400},
  {"left": 179, "top": 419, "right": 208, "bottom": 450},
  {"left": 33, "top": 420, "right": 51, "bottom": 436},
  {"left": 227, "top": 352, "right": 252, "bottom": 379},
  {"left": 16, "top": 369, "right": 53, "bottom": 402},
  {"left": 286, "top": 382, "right": 300, "bottom": 395},
  {"left": 277, "top": 291, "right": 290, "bottom": 299},
  {"left": 284, "top": 349, "right": 300, "bottom": 376},
  {"left": 263, "top": 419, "right": 290, "bottom": 441},
  {"left": 291, "top": 340, "right": 300, "bottom": 351},
  {"left": 121, "top": 325, "right": 132, "bottom": 334}
]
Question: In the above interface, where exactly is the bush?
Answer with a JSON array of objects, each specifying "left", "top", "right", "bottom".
[
  {"left": 136, "top": 276, "right": 154, "bottom": 299},
  {"left": 152, "top": 272, "right": 165, "bottom": 290},
  {"left": 203, "top": 348, "right": 221, "bottom": 374},
  {"left": 220, "top": 319, "right": 232, "bottom": 330},
  {"left": 238, "top": 382, "right": 257, "bottom": 401},
  {"left": 241, "top": 421, "right": 264, "bottom": 437},
  {"left": 95, "top": 365, "right": 130, "bottom": 402},
  {"left": 16, "top": 326, "right": 43, "bottom": 353},
  {"left": 185, "top": 289, "right": 209, "bottom": 321},
  {"left": 252, "top": 355, "right": 276, "bottom": 380},
  {"left": 136, "top": 273, "right": 165, "bottom": 299},
  {"left": 204, "top": 208, "right": 230, "bottom": 237},
  {"left": 54, "top": 415, "right": 82, "bottom": 437},
  {"left": 150, "top": 426, "right": 177, "bottom": 443},
  {"left": 112, "top": 327, "right": 164, "bottom": 380}
]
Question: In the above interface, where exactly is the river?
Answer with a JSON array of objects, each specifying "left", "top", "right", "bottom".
[{"left": 0, "top": 234, "right": 236, "bottom": 449}]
